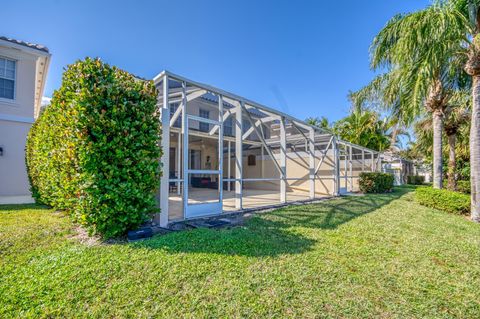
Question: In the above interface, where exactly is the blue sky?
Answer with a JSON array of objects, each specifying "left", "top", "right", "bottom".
[{"left": 3, "top": 0, "right": 429, "bottom": 123}]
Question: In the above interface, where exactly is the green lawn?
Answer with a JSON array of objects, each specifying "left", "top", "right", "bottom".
[{"left": 1, "top": 187, "right": 479, "bottom": 318}]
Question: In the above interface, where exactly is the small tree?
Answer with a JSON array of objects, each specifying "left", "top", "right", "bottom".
[{"left": 26, "top": 58, "right": 161, "bottom": 238}]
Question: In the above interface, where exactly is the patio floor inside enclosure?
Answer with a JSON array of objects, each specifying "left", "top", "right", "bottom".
[
  {"left": 168, "top": 188, "right": 317, "bottom": 221},
  {"left": 154, "top": 71, "right": 381, "bottom": 225}
]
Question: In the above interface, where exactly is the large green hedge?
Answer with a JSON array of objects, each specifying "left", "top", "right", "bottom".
[
  {"left": 26, "top": 58, "right": 161, "bottom": 238},
  {"left": 358, "top": 172, "right": 394, "bottom": 193},
  {"left": 457, "top": 180, "right": 471, "bottom": 194},
  {"left": 414, "top": 187, "right": 470, "bottom": 215}
]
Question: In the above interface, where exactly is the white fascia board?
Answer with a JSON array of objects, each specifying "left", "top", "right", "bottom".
[
  {"left": 35, "top": 54, "right": 51, "bottom": 117},
  {"left": 0, "top": 39, "right": 50, "bottom": 58}
]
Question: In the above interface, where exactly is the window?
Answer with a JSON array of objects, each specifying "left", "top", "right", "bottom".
[
  {"left": 199, "top": 109, "right": 210, "bottom": 132},
  {"left": 169, "top": 103, "right": 181, "bottom": 127},
  {"left": 0, "top": 57, "right": 16, "bottom": 99},
  {"left": 248, "top": 154, "right": 256, "bottom": 166},
  {"left": 224, "top": 117, "right": 233, "bottom": 136}
]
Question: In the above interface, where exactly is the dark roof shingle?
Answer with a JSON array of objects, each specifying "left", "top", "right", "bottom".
[{"left": 0, "top": 36, "right": 49, "bottom": 53}]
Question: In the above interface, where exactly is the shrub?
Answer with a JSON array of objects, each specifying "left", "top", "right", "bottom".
[
  {"left": 414, "top": 187, "right": 470, "bottom": 215},
  {"left": 407, "top": 175, "right": 425, "bottom": 185},
  {"left": 26, "top": 58, "right": 161, "bottom": 238},
  {"left": 25, "top": 113, "right": 42, "bottom": 204},
  {"left": 456, "top": 180, "right": 471, "bottom": 194},
  {"left": 358, "top": 172, "right": 394, "bottom": 193}
]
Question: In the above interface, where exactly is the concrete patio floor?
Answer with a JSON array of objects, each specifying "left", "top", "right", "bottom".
[{"left": 168, "top": 187, "right": 330, "bottom": 221}]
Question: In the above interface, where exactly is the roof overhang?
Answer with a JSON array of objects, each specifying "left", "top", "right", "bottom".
[
  {"left": 152, "top": 70, "right": 385, "bottom": 156},
  {"left": 0, "top": 37, "right": 51, "bottom": 118},
  {"left": 153, "top": 70, "right": 331, "bottom": 133}
]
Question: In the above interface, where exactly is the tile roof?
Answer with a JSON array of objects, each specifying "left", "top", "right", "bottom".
[{"left": 0, "top": 36, "right": 49, "bottom": 53}]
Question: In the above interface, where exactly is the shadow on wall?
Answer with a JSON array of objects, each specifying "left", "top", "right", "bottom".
[{"left": 133, "top": 187, "right": 412, "bottom": 257}]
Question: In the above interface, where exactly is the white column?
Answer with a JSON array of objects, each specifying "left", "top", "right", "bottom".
[
  {"left": 261, "top": 144, "right": 265, "bottom": 178},
  {"left": 280, "top": 117, "right": 287, "bottom": 203},
  {"left": 177, "top": 132, "right": 181, "bottom": 195},
  {"left": 235, "top": 101, "right": 243, "bottom": 209},
  {"left": 362, "top": 149, "right": 365, "bottom": 172},
  {"left": 343, "top": 145, "right": 348, "bottom": 192},
  {"left": 158, "top": 76, "right": 170, "bottom": 227},
  {"left": 309, "top": 128, "right": 315, "bottom": 199},
  {"left": 227, "top": 140, "right": 231, "bottom": 192},
  {"left": 333, "top": 137, "right": 340, "bottom": 196},
  {"left": 182, "top": 81, "right": 188, "bottom": 219},
  {"left": 218, "top": 95, "right": 224, "bottom": 207},
  {"left": 349, "top": 145, "right": 353, "bottom": 191},
  {"left": 371, "top": 151, "right": 375, "bottom": 171}
]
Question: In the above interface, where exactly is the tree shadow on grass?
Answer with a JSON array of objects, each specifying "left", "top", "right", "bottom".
[
  {"left": 267, "top": 186, "right": 412, "bottom": 230},
  {"left": 132, "top": 187, "right": 413, "bottom": 257},
  {"left": 134, "top": 218, "right": 317, "bottom": 257}
]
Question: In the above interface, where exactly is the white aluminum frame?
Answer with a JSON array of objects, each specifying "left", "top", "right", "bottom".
[
  {"left": 155, "top": 71, "right": 383, "bottom": 225},
  {"left": 183, "top": 114, "right": 223, "bottom": 219}
]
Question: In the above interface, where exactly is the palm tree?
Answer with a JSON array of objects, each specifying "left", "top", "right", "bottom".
[
  {"left": 333, "top": 109, "right": 391, "bottom": 151},
  {"left": 306, "top": 116, "right": 331, "bottom": 131},
  {"left": 363, "top": 2, "right": 468, "bottom": 189},
  {"left": 451, "top": 0, "right": 480, "bottom": 221},
  {"left": 413, "top": 116, "right": 434, "bottom": 159},
  {"left": 388, "top": 0, "right": 480, "bottom": 221},
  {"left": 444, "top": 92, "right": 471, "bottom": 190},
  {"left": 350, "top": 83, "right": 412, "bottom": 151},
  {"left": 414, "top": 91, "right": 470, "bottom": 191}
]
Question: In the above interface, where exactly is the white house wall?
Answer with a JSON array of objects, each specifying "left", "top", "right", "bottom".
[{"left": 0, "top": 45, "right": 44, "bottom": 203}]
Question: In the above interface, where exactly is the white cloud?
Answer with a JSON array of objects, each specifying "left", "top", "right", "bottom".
[{"left": 41, "top": 96, "right": 52, "bottom": 106}]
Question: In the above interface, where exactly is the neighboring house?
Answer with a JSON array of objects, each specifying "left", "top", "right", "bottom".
[
  {"left": 0, "top": 36, "right": 51, "bottom": 204},
  {"left": 381, "top": 152, "right": 415, "bottom": 185}
]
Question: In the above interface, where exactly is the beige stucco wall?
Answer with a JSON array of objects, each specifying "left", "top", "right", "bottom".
[
  {"left": 0, "top": 46, "right": 39, "bottom": 201},
  {"left": 169, "top": 132, "right": 338, "bottom": 196},
  {"left": 0, "top": 120, "right": 31, "bottom": 197},
  {"left": 240, "top": 150, "right": 336, "bottom": 196},
  {"left": 172, "top": 130, "right": 342, "bottom": 196}
]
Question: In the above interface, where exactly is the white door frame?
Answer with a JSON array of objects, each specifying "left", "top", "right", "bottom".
[{"left": 183, "top": 114, "right": 223, "bottom": 219}]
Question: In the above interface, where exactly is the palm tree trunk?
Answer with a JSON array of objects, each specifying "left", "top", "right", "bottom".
[
  {"left": 432, "top": 111, "right": 443, "bottom": 189},
  {"left": 447, "top": 134, "right": 456, "bottom": 191},
  {"left": 390, "top": 126, "right": 398, "bottom": 150},
  {"left": 471, "top": 75, "right": 480, "bottom": 222},
  {"left": 465, "top": 10, "right": 480, "bottom": 222}
]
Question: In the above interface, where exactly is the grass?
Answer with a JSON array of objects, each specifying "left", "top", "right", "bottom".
[{"left": 1, "top": 187, "right": 479, "bottom": 318}]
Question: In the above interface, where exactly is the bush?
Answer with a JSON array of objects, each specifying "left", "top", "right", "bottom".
[
  {"left": 414, "top": 187, "right": 470, "bottom": 215},
  {"left": 407, "top": 175, "right": 425, "bottom": 185},
  {"left": 26, "top": 58, "right": 161, "bottom": 238},
  {"left": 358, "top": 172, "right": 394, "bottom": 193},
  {"left": 457, "top": 180, "right": 471, "bottom": 194}
]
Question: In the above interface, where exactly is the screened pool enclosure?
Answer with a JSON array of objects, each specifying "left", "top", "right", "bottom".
[{"left": 154, "top": 71, "right": 382, "bottom": 227}]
